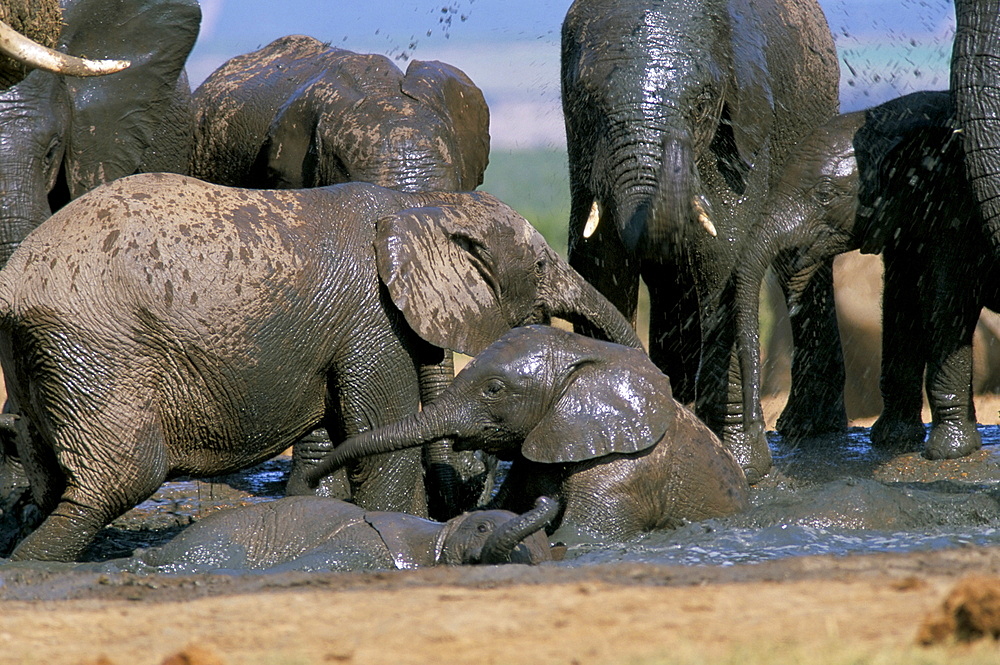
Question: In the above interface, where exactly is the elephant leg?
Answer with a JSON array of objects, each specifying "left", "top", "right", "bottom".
[
  {"left": 871, "top": 250, "right": 928, "bottom": 449},
  {"left": 776, "top": 258, "right": 848, "bottom": 438},
  {"left": 644, "top": 262, "right": 700, "bottom": 404},
  {"left": 922, "top": 257, "right": 983, "bottom": 459}
]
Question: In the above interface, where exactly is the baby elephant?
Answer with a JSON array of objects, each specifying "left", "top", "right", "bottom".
[
  {"left": 308, "top": 326, "right": 750, "bottom": 541},
  {"left": 129, "top": 495, "right": 559, "bottom": 573}
]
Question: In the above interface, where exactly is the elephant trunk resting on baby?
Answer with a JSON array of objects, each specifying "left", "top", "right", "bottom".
[
  {"left": 125, "top": 496, "right": 560, "bottom": 573},
  {"left": 308, "top": 325, "right": 751, "bottom": 542}
]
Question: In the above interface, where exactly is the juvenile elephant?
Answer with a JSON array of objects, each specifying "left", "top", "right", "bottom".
[
  {"left": 308, "top": 325, "right": 750, "bottom": 542},
  {"left": 190, "top": 35, "right": 489, "bottom": 194},
  {"left": 0, "top": 173, "right": 640, "bottom": 562},
  {"left": 126, "top": 496, "right": 559, "bottom": 573},
  {"left": 735, "top": 90, "right": 996, "bottom": 461},
  {"left": 560, "top": 0, "right": 841, "bottom": 483}
]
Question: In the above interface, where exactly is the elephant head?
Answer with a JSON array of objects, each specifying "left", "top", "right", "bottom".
[
  {"left": 192, "top": 36, "right": 490, "bottom": 195},
  {"left": 732, "top": 91, "right": 956, "bottom": 442},
  {"left": 952, "top": 0, "right": 1000, "bottom": 251},
  {"left": 0, "top": 0, "right": 200, "bottom": 266}
]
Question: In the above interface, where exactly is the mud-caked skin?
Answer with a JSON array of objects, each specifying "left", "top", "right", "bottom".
[
  {"left": 0, "top": 174, "right": 640, "bottom": 562},
  {"left": 190, "top": 35, "right": 489, "bottom": 194},
  {"left": 733, "top": 90, "right": 998, "bottom": 463},
  {"left": 130, "top": 496, "right": 557, "bottom": 573},
  {"left": 309, "top": 326, "right": 750, "bottom": 542},
  {"left": 560, "top": 0, "right": 841, "bottom": 484}
]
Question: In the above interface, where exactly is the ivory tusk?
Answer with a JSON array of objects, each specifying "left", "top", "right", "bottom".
[
  {"left": 0, "top": 20, "right": 130, "bottom": 77},
  {"left": 693, "top": 196, "right": 717, "bottom": 237},
  {"left": 583, "top": 200, "right": 600, "bottom": 238}
]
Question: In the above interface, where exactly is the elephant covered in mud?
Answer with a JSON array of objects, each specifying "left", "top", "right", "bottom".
[
  {"left": 735, "top": 90, "right": 998, "bottom": 461},
  {"left": 560, "top": 0, "right": 841, "bottom": 483},
  {"left": 125, "top": 496, "right": 559, "bottom": 573},
  {"left": 190, "top": 35, "right": 489, "bottom": 194},
  {"left": 308, "top": 325, "right": 750, "bottom": 542},
  {"left": 0, "top": 173, "right": 639, "bottom": 562}
]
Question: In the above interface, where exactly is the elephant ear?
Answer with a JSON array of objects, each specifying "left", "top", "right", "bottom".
[
  {"left": 401, "top": 60, "right": 490, "bottom": 190},
  {"left": 59, "top": 0, "right": 201, "bottom": 198},
  {"left": 522, "top": 348, "right": 675, "bottom": 464},
  {"left": 375, "top": 199, "right": 542, "bottom": 356}
]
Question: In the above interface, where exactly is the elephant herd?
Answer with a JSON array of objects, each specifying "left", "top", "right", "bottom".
[{"left": 0, "top": 0, "right": 995, "bottom": 569}]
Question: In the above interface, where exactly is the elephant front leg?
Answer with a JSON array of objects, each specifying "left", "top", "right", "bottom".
[
  {"left": 871, "top": 250, "right": 930, "bottom": 450},
  {"left": 776, "top": 258, "right": 848, "bottom": 439}
]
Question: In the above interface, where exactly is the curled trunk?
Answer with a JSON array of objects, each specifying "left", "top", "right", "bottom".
[{"left": 480, "top": 496, "right": 560, "bottom": 564}]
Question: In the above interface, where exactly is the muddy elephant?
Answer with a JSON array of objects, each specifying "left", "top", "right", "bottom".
[
  {"left": 560, "top": 0, "right": 840, "bottom": 483},
  {"left": 308, "top": 325, "right": 750, "bottom": 542},
  {"left": 190, "top": 35, "right": 489, "bottom": 194},
  {"left": 125, "top": 496, "right": 559, "bottom": 573},
  {"left": 0, "top": 173, "right": 639, "bottom": 562},
  {"left": 0, "top": 0, "right": 200, "bottom": 267},
  {"left": 735, "top": 90, "right": 998, "bottom": 461}
]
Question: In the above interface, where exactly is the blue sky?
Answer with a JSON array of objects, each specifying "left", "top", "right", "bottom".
[{"left": 188, "top": 0, "right": 957, "bottom": 148}]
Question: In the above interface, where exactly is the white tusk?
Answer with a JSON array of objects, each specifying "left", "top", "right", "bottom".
[
  {"left": 583, "top": 200, "right": 600, "bottom": 238},
  {"left": 693, "top": 196, "right": 717, "bottom": 237},
  {"left": 0, "top": 20, "right": 130, "bottom": 77}
]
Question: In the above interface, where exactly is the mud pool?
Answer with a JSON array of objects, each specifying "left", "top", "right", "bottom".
[{"left": 4, "top": 426, "right": 1000, "bottom": 577}]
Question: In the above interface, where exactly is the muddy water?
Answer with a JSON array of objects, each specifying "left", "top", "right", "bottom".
[{"left": 6, "top": 426, "right": 1000, "bottom": 572}]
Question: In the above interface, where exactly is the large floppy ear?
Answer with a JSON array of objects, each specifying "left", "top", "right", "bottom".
[
  {"left": 60, "top": 0, "right": 201, "bottom": 198},
  {"left": 402, "top": 60, "right": 490, "bottom": 190},
  {"left": 375, "top": 199, "right": 542, "bottom": 356},
  {"left": 522, "top": 346, "right": 675, "bottom": 463}
]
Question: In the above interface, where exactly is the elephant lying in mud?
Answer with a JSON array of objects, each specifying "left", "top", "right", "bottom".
[
  {"left": 119, "top": 496, "right": 559, "bottom": 573},
  {"left": 308, "top": 325, "right": 750, "bottom": 542},
  {"left": 0, "top": 173, "right": 640, "bottom": 562}
]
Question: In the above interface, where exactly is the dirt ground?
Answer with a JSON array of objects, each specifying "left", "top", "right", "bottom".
[{"left": 4, "top": 395, "right": 1000, "bottom": 665}]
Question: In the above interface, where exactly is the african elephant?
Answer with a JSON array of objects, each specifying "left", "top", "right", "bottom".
[
  {"left": 190, "top": 35, "right": 489, "bottom": 194},
  {"left": 0, "top": 173, "right": 640, "bottom": 561},
  {"left": 307, "top": 325, "right": 750, "bottom": 542},
  {"left": 125, "top": 496, "right": 559, "bottom": 573},
  {"left": 735, "top": 90, "right": 997, "bottom": 461},
  {"left": 560, "top": 0, "right": 841, "bottom": 483},
  {"left": 0, "top": 0, "right": 200, "bottom": 267},
  {"left": 188, "top": 34, "right": 491, "bottom": 517}
]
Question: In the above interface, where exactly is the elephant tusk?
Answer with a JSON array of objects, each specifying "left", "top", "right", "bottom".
[
  {"left": 583, "top": 200, "right": 601, "bottom": 238},
  {"left": 693, "top": 195, "right": 717, "bottom": 237},
  {"left": 0, "top": 20, "right": 130, "bottom": 77}
]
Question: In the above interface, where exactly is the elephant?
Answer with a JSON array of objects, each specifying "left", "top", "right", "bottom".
[
  {"left": 734, "top": 89, "right": 996, "bottom": 462},
  {"left": 122, "top": 496, "right": 559, "bottom": 573},
  {"left": 189, "top": 35, "right": 489, "bottom": 194},
  {"left": 306, "top": 325, "right": 750, "bottom": 543},
  {"left": 188, "top": 35, "right": 491, "bottom": 517},
  {"left": 560, "top": 0, "right": 841, "bottom": 483},
  {"left": 0, "top": 0, "right": 200, "bottom": 267},
  {"left": 0, "top": 173, "right": 640, "bottom": 561}
]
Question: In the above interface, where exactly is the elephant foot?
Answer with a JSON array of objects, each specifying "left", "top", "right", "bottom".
[
  {"left": 723, "top": 421, "right": 772, "bottom": 485},
  {"left": 870, "top": 415, "right": 926, "bottom": 452},
  {"left": 924, "top": 421, "right": 982, "bottom": 460},
  {"left": 776, "top": 398, "right": 847, "bottom": 442}
]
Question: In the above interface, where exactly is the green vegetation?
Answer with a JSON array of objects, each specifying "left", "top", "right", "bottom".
[{"left": 479, "top": 147, "right": 571, "bottom": 255}]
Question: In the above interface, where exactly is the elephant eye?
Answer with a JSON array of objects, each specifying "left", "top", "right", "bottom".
[
  {"left": 810, "top": 179, "right": 838, "bottom": 205},
  {"left": 477, "top": 522, "right": 493, "bottom": 534},
  {"left": 482, "top": 378, "right": 506, "bottom": 398}
]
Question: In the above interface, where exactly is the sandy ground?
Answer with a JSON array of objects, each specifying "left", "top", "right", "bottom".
[{"left": 3, "top": 395, "right": 1000, "bottom": 665}]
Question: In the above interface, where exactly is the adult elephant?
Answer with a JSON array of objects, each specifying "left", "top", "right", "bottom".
[
  {"left": 0, "top": 0, "right": 200, "bottom": 267},
  {"left": 0, "top": 173, "right": 640, "bottom": 561},
  {"left": 307, "top": 326, "right": 750, "bottom": 543},
  {"left": 735, "top": 90, "right": 996, "bottom": 461},
  {"left": 561, "top": 0, "right": 841, "bottom": 483},
  {"left": 189, "top": 35, "right": 489, "bottom": 194},
  {"left": 189, "top": 35, "right": 491, "bottom": 517}
]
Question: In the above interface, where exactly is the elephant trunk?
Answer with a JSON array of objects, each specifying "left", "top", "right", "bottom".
[
  {"left": 305, "top": 404, "right": 450, "bottom": 488},
  {"left": 546, "top": 251, "right": 643, "bottom": 350},
  {"left": 479, "top": 496, "right": 560, "bottom": 564},
  {"left": 0, "top": 20, "right": 130, "bottom": 77},
  {"left": 952, "top": 0, "right": 1000, "bottom": 249}
]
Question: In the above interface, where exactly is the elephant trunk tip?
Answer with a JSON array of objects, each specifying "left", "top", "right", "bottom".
[{"left": 480, "top": 496, "right": 560, "bottom": 565}]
